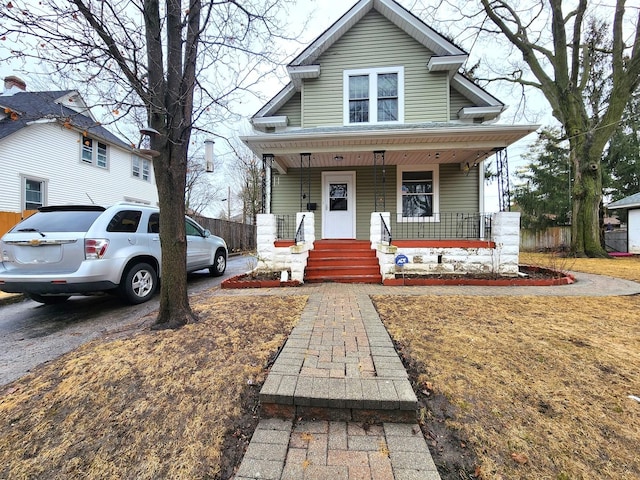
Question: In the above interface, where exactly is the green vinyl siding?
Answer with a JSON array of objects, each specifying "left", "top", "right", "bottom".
[
  {"left": 439, "top": 163, "right": 479, "bottom": 212},
  {"left": 271, "top": 164, "right": 479, "bottom": 239},
  {"left": 303, "top": 10, "right": 448, "bottom": 127},
  {"left": 449, "top": 87, "right": 474, "bottom": 121},
  {"left": 275, "top": 92, "right": 302, "bottom": 127},
  {"left": 271, "top": 166, "right": 397, "bottom": 240}
]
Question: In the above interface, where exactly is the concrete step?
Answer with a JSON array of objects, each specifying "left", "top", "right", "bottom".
[
  {"left": 308, "top": 249, "right": 376, "bottom": 258},
  {"left": 305, "top": 274, "right": 382, "bottom": 284},
  {"left": 307, "top": 255, "right": 378, "bottom": 265},
  {"left": 260, "top": 376, "right": 417, "bottom": 423},
  {"left": 305, "top": 240, "right": 381, "bottom": 284}
]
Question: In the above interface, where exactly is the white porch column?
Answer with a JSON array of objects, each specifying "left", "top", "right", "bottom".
[
  {"left": 370, "top": 212, "right": 396, "bottom": 280},
  {"left": 492, "top": 211, "right": 520, "bottom": 276},
  {"left": 297, "top": 212, "right": 315, "bottom": 246},
  {"left": 370, "top": 212, "right": 391, "bottom": 246},
  {"left": 256, "top": 213, "right": 277, "bottom": 270},
  {"left": 289, "top": 212, "right": 315, "bottom": 282}
]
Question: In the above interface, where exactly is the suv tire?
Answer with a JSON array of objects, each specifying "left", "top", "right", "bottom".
[
  {"left": 119, "top": 262, "right": 157, "bottom": 304},
  {"left": 209, "top": 249, "right": 226, "bottom": 277}
]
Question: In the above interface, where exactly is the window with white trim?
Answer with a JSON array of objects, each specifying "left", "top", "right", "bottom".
[
  {"left": 23, "top": 177, "right": 46, "bottom": 210},
  {"left": 132, "top": 156, "right": 151, "bottom": 182},
  {"left": 397, "top": 165, "right": 439, "bottom": 218},
  {"left": 343, "top": 67, "right": 404, "bottom": 125},
  {"left": 81, "top": 135, "right": 108, "bottom": 168}
]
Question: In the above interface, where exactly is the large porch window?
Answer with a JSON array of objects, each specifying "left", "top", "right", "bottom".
[
  {"left": 344, "top": 67, "right": 404, "bottom": 125},
  {"left": 397, "top": 165, "right": 439, "bottom": 219}
]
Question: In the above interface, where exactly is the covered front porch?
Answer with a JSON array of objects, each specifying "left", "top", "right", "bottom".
[
  {"left": 242, "top": 123, "right": 535, "bottom": 240},
  {"left": 242, "top": 122, "right": 532, "bottom": 284},
  {"left": 255, "top": 210, "right": 520, "bottom": 284}
]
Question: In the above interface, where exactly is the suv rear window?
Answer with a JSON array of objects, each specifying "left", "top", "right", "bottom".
[
  {"left": 107, "top": 210, "right": 142, "bottom": 233},
  {"left": 10, "top": 210, "right": 104, "bottom": 233}
]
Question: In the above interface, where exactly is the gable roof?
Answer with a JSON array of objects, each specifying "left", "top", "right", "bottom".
[
  {"left": 289, "top": 0, "right": 466, "bottom": 67},
  {"left": 254, "top": 0, "right": 503, "bottom": 121},
  {"left": 607, "top": 192, "right": 640, "bottom": 210},
  {"left": 0, "top": 90, "right": 131, "bottom": 150}
]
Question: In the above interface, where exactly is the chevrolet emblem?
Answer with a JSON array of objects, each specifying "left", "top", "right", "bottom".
[{"left": 29, "top": 239, "right": 42, "bottom": 247}]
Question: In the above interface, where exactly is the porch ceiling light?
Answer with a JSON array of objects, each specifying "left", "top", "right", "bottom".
[{"left": 334, "top": 155, "right": 344, "bottom": 161}]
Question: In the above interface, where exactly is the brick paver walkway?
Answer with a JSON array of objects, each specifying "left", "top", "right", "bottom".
[
  {"left": 228, "top": 271, "right": 640, "bottom": 479},
  {"left": 234, "top": 283, "right": 438, "bottom": 480}
]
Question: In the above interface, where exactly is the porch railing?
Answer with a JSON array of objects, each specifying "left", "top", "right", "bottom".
[
  {"left": 275, "top": 212, "right": 492, "bottom": 241},
  {"left": 276, "top": 214, "right": 296, "bottom": 240},
  {"left": 295, "top": 215, "right": 305, "bottom": 243},
  {"left": 380, "top": 213, "right": 392, "bottom": 243},
  {"left": 389, "top": 212, "right": 492, "bottom": 240}
]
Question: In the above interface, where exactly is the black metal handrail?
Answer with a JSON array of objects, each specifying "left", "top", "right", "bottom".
[
  {"left": 380, "top": 213, "right": 392, "bottom": 243},
  {"left": 295, "top": 215, "right": 305, "bottom": 243},
  {"left": 389, "top": 212, "right": 492, "bottom": 241}
]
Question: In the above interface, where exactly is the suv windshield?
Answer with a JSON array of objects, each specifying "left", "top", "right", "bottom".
[{"left": 10, "top": 210, "right": 104, "bottom": 233}]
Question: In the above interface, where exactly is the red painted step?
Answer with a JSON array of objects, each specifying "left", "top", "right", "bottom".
[{"left": 305, "top": 240, "right": 382, "bottom": 284}]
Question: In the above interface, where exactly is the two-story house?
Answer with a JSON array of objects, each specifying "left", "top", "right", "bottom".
[
  {"left": 0, "top": 76, "right": 158, "bottom": 234},
  {"left": 243, "top": 0, "right": 539, "bottom": 284}
]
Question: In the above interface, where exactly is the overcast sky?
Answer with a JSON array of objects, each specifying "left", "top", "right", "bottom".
[{"left": 1, "top": 0, "right": 543, "bottom": 213}]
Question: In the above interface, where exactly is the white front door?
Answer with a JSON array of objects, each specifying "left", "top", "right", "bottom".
[{"left": 322, "top": 171, "right": 356, "bottom": 238}]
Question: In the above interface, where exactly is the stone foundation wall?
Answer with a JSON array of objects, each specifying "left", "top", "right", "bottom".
[
  {"left": 372, "top": 211, "right": 520, "bottom": 280},
  {"left": 256, "top": 213, "right": 315, "bottom": 282}
]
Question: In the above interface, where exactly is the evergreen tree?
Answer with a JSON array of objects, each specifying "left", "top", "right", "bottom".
[
  {"left": 513, "top": 129, "right": 572, "bottom": 230},
  {"left": 604, "top": 93, "right": 640, "bottom": 202}
]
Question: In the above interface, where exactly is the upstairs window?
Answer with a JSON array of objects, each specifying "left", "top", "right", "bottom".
[
  {"left": 81, "top": 135, "right": 108, "bottom": 168},
  {"left": 348, "top": 75, "right": 369, "bottom": 123},
  {"left": 344, "top": 67, "right": 403, "bottom": 125}
]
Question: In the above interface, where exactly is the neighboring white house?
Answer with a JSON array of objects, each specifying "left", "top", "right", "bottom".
[
  {"left": 0, "top": 75, "right": 158, "bottom": 215},
  {"left": 607, "top": 192, "right": 640, "bottom": 254}
]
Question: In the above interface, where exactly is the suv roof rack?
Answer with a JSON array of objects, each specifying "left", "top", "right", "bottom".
[{"left": 38, "top": 205, "right": 106, "bottom": 212}]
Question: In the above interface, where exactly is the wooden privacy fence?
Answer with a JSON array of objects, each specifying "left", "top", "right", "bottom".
[
  {"left": 1, "top": 210, "right": 255, "bottom": 253},
  {"left": 0, "top": 210, "right": 36, "bottom": 237},
  {"left": 520, "top": 227, "right": 571, "bottom": 252},
  {"left": 521, "top": 226, "right": 629, "bottom": 253},
  {"left": 192, "top": 215, "right": 256, "bottom": 253}
]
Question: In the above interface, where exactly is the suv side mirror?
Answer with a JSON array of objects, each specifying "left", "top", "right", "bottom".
[{"left": 203, "top": 229, "right": 211, "bottom": 238}]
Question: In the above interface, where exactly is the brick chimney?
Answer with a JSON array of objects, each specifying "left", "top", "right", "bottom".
[{"left": 3, "top": 76, "right": 27, "bottom": 95}]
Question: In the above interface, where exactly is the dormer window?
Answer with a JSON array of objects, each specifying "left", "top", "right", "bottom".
[
  {"left": 344, "top": 67, "right": 404, "bottom": 125},
  {"left": 81, "top": 135, "right": 108, "bottom": 168}
]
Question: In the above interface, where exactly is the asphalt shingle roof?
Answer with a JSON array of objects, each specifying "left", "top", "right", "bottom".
[
  {"left": 607, "top": 192, "right": 640, "bottom": 209},
  {"left": 0, "top": 90, "right": 131, "bottom": 149}
]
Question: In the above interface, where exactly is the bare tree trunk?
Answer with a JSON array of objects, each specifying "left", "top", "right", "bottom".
[{"left": 153, "top": 145, "right": 198, "bottom": 329}]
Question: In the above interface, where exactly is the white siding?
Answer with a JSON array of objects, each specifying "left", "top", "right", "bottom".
[{"left": 0, "top": 122, "right": 158, "bottom": 212}]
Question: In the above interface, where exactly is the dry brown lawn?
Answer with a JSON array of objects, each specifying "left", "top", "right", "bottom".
[
  {"left": 521, "top": 251, "right": 640, "bottom": 282},
  {"left": 1, "top": 255, "right": 639, "bottom": 480},
  {"left": 0, "top": 294, "right": 307, "bottom": 480},
  {"left": 372, "top": 294, "right": 640, "bottom": 480}
]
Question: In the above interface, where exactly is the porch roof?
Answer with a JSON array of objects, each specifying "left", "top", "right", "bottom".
[{"left": 240, "top": 122, "right": 539, "bottom": 173}]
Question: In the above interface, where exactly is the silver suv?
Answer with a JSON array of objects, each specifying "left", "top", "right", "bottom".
[{"left": 0, "top": 203, "right": 227, "bottom": 305}]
